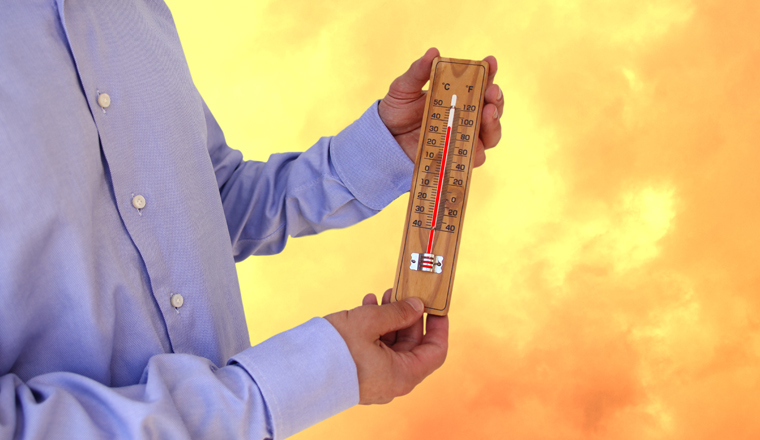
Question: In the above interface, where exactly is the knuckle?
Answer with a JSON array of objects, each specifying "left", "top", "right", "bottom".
[
  {"left": 337, "top": 309, "right": 352, "bottom": 327},
  {"left": 324, "top": 309, "right": 351, "bottom": 334},
  {"left": 397, "top": 383, "right": 417, "bottom": 398},
  {"left": 434, "top": 349, "right": 448, "bottom": 370},
  {"left": 393, "top": 375, "right": 417, "bottom": 398}
]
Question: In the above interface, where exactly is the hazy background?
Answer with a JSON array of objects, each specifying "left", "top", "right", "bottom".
[{"left": 166, "top": 0, "right": 760, "bottom": 438}]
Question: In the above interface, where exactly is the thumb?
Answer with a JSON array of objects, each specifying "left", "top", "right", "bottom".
[
  {"left": 388, "top": 48, "right": 440, "bottom": 98},
  {"left": 370, "top": 297, "right": 425, "bottom": 337}
]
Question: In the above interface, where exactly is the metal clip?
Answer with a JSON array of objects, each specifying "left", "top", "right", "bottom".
[{"left": 410, "top": 253, "right": 443, "bottom": 274}]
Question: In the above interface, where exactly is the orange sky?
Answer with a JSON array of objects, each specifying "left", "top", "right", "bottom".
[{"left": 168, "top": 0, "right": 760, "bottom": 438}]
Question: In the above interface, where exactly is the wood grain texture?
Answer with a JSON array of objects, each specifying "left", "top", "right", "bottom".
[{"left": 392, "top": 57, "right": 488, "bottom": 316}]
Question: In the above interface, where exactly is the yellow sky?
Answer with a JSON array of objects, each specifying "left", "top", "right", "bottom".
[{"left": 167, "top": 0, "right": 760, "bottom": 438}]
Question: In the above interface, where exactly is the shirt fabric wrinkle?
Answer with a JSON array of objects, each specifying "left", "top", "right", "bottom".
[{"left": 0, "top": 0, "right": 414, "bottom": 439}]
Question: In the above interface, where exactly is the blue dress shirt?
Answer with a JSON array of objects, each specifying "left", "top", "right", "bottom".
[{"left": 0, "top": 1, "right": 413, "bottom": 438}]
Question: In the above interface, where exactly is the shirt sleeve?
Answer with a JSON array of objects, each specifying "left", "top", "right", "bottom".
[
  {"left": 205, "top": 99, "right": 414, "bottom": 260},
  {"left": 0, "top": 318, "right": 356, "bottom": 440}
]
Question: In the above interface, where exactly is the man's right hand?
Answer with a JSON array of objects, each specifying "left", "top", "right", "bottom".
[{"left": 324, "top": 289, "right": 449, "bottom": 405}]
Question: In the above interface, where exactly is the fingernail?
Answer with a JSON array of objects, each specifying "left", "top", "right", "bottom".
[
  {"left": 493, "top": 108, "right": 499, "bottom": 119},
  {"left": 406, "top": 297, "right": 424, "bottom": 312},
  {"left": 497, "top": 86, "right": 502, "bottom": 100}
]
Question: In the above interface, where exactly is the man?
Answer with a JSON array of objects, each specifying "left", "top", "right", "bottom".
[{"left": 0, "top": 1, "right": 502, "bottom": 438}]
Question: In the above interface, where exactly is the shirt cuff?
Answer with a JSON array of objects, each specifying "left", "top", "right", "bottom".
[
  {"left": 228, "top": 317, "right": 359, "bottom": 440},
  {"left": 330, "top": 100, "right": 414, "bottom": 210}
]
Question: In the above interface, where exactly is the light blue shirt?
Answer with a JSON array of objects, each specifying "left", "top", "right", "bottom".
[{"left": 0, "top": 1, "right": 413, "bottom": 439}]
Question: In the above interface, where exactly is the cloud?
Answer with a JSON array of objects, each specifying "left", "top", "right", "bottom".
[{"left": 171, "top": 0, "right": 760, "bottom": 437}]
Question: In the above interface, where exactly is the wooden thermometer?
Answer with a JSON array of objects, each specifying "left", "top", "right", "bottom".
[{"left": 392, "top": 57, "right": 489, "bottom": 316}]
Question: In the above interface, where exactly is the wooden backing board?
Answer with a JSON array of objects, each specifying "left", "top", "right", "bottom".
[{"left": 392, "top": 57, "right": 489, "bottom": 316}]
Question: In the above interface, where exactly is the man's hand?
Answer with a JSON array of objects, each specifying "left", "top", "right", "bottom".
[
  {"left": 378, "top": 47, "right": 503, "bottom": 167},
  {"left": 324, "top": 289, "right": 449, "bottom": 405}
]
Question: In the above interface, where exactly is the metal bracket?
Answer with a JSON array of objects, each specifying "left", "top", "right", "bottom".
[{"left": 410, "top": 252, "right": 443, "bottom": 274}]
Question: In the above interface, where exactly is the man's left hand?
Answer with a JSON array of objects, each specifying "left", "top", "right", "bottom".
[{"left": 378, "top": 47, "right": 503, "bottom": 167}]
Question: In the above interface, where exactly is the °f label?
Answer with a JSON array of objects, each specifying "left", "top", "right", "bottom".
[{"left": 392, "top": 57, "right": 489, "bottom": 316}]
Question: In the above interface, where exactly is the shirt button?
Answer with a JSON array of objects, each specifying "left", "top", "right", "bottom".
[
  {"left": 171, "top": 294, "right": 184, "bottom": 308},
  {"left": 132, "top": 195, "right": 146, "bottom": 210},
  {"left": 97, "top": 93, "right": 111, "bottom": 109}
]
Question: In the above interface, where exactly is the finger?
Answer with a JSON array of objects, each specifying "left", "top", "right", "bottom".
[
  {"left": 473, "top": 140, "right": 487, "bottom": 167},
  {"left": 478, "top": 102, "right": 502, "bottom": 151},
  {"left": 391, "top": 314, "right": 424, "bottom": 352},
  {"left": 368, "top": 297, "right": 425, "bottom": 337},
  {"left": 393, "top": 315, "right": 449, "bottom": 384},
  {"left": 409, "top": 315, "right": 450, "bottom": 372},
  {"left": 379, "top": 288, "right": 396, "bottom": 346},
  {"left": 424, "top": 314, "right": 449, "bottom": 347},
  {"left": 362, "top": 293, "right": 378, "bottom": 306},
  {"left": 483, "top": 55, "right": 498, "bottom": 89},
  {"left": 382, "top": 288, "right": 392, "bottom": 305},
  {"left": 388, "top": 47, "right": 440, "bottom": 99},
  {"left": 484, "top": 83, "right": 504, "bottom": 124}
]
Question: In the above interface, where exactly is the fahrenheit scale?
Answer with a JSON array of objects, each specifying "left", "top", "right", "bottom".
[{"left": 392, "top": 57, "right": 489, "bottom": 316}]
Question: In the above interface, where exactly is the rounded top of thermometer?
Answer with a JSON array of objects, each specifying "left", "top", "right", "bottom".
[{"left": 450, "top": 94, "right": 457, "bottom": 107}]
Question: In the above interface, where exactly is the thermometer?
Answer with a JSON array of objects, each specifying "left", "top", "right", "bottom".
[{"left": 392, "top": 57, "right": 489, "bottom": 316}]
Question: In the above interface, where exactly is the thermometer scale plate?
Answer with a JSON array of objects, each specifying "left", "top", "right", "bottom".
[{"left": 392, "top": 57, "right": 489, "bottom": 316}]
